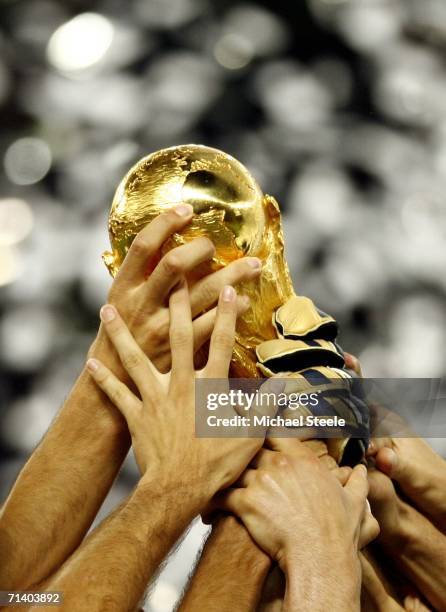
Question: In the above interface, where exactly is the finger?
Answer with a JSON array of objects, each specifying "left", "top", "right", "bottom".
[
  {"left": 189, "top": 257, "right": 262, "bottom": 317},
  {"left": 169, "top": 279, "right": 194, "bottom": 384},
  {"left": 345, "top": 464, "right": 369, "bottom": 519},
  {"left": 403, "top": 594, "right": 432, "bottom": 612},
  {"left": 249, "top": 449, "right": 277, "bottom": 469},
  {"left": 374, "top": 442, "right": 446, "bottom": 525},
  {"left": 359, "top": 507, "right": 380, "bottom": 549},
  {"left": 344, "top": 352, "right": 362, "bottom": 377},
  {"left": 213, "top": 488, "right": 246, "bottom": 515},
  {"left": 265, "top": 437, "right": 305, "bottom": 454},
  {"left": 146, "top": 237, "right": 215, "bottom": 311},
  {"left": 235, "top": 469, "right": 257, "bottom": 488},
  {"left": 115, "top": 205, "right": 194, "bottom": 283},
  {"left": 366, "top": 437, "right": 392, "bottom": 457},
  {"left": 192, "top": 296, "right": 250, "bottom": 353},
  {"left": 335, "top": 466, "right": 353, "bottom": 485},
  {"left": 100, "top": 304, "right": 158, "bottom": 397},
  {"left": 205, "top": 286, "right": 237, "bottom": 378},
  {"left": 86, "top": 358, "right": 141, "bottom": 424}
]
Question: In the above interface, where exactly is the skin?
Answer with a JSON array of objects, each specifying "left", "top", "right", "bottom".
[
  {"left": 0, "top": 205, "right": 264, "bottom": 592},
  {"left": 350, "top": 358, "right": 445, "bottom": 611},
  {"left": 368, "top": 468, "right": 446, "bottom": 611},
  {"left": 215, "top": 438, "right": 374, "bottom": 612},
  {"left": 360, "top": 548, "right": 431, "bottom": 612},
  {"left": 179, "top": 514, "right": 272, "bottom": 612},
  {"left": 365, "top": 431, "right": 446, "bottom": 610},
  {"left": 30, "top": 283, "right": 276, "bottom": 612},
  {"left": 179, "top": 354, "right": 378, "bottom": 612},
  {"left": 180, "top": 439, "right": 357, "bottom": 612},
  {"left": 367, "top": 436, "right": 446, "bottom": 533}
]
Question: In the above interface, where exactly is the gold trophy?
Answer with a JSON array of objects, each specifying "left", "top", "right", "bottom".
[{"left": 103, "top": 144, "right": 368, "bottom": 466}]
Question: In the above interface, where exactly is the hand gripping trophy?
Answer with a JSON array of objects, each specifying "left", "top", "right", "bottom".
[{"left": 103, "top": 145, "right": 369, "bottom": 467}]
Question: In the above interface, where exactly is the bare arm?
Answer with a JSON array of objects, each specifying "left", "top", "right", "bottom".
[
  {"left": 369, "top": 468, "right": 446, "bottom": 611},
  {"left": 283, "top": 549, "right": 361, "bottom": 612},
  {"left": 379, "top": 499, "right": 446, "bottom": 610},
  {"left": 28, "top": 284, "right": 271, "bottom": 611},
  {"left": 37, "top": 475, "right": 204, "bottom": 612},
  {"left": 216, "top": 439, "right": 371, "bottom": 612},
  {"left": 0, "top": 208, "right": 261, "bottom": 590},
  {"left": 179, "top": 440, "right": 352, "bottom": 612},
  {"left": 178, "top": 515, "right": 271, "bottom": 612},
  {"left": 0, "top": 366, "right": 130, "bottom": 590}
]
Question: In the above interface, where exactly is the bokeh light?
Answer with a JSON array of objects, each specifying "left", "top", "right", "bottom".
[
  {"left": 47, "top": 13, "right": 114, "bottom": 74},
  {"left": 214, "top": 33, "right": 254, "bottom": 70},
  {"left": 1, "top": 2, "right": 446, "bottom": 608},
  {"left": 0, "top": 246, "right": 22, "bottom": 287},
  {"left": 0, "top": 198, "right": 34, "bottom": 246},
  {"left": 4, "top": 138, "right": 52, "bottom": 185}
]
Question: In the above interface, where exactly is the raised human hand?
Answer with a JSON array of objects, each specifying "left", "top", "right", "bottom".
[
  {"left": 87, "top": 282, "right": 271, "bottom": 508},
  {"left": 90, "top": 204, "right": 262, "bottom": 375}
]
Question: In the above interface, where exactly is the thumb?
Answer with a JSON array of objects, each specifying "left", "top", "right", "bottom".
[{"left": 375, "top": 447, "right": 406, "bottom": 481}]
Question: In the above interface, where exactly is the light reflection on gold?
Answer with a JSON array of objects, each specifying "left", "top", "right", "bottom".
[{"left": 103, "top": 144, "right": 295, "bottom": 377}]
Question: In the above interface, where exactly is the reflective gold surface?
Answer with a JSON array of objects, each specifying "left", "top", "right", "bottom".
[
  {"left": 103, "top": 144, "right": 295, "bottom": 377},
  {"left": 104, "top": 144, "right": 365, "bottom": 466}
]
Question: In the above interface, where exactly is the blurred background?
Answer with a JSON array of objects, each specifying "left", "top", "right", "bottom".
[{"left": 1, "top": 0, "right": 446, "bottom": 609}]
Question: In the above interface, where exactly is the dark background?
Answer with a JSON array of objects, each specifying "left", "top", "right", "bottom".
[{"left": 1, "top": 1, "right": 446, "bottom": 608}]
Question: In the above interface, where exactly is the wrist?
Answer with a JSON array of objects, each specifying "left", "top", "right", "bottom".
[
  {"left": 138, "top": 468, "right": 211, "bottom": 517},
  {"left": 213, "top": 515, "right": 272, "bottom": 573},
  {"left": 282, "top": 541, "right": 361, "bottom": 611}
]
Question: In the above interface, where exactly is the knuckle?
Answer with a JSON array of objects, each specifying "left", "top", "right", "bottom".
[
  {"left": 130, "top": 308, "right": 147, "bottom": 330},
  {"left": 371, "top": 518, "right": 380, "bottom": 539},
  {"left": 110, "top": 384, "right": 126, "bottom": 405},
  {"left": 170, "top": 327, "right": 192, "bottom": 349},
  {"left": 146, "top": 312, "right": 169, "bottom": 343},
  {"left": 257, "top": 470, "right": 272, "bottom": 487},
  {"left": 272, "top": 453, "right": 290, "bottom": 470},
  {"left": 162, "top": 253, "right": 183, "bottom": 276},
  {"left": 198, "top": 281, "right": 217, "bottom": 306},
  {"left": 131, "top": 236, "right": 152, "bottom": 257},
  {"left": 212, "top": 331, "right": 234, "bottom": 351},
  {"left": 242, "top": 489, "right": 258, "bottom": 512},
  {"left": 121, "top": 351, "right": 143, "bottom": 370}
]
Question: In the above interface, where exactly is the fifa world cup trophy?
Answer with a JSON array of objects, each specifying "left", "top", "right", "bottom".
[{"left": 103, "top": 145, "right": 369, "bottom": 466}]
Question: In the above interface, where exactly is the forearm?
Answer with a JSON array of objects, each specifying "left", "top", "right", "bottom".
[
  {"left": 0, "top": 333, "right": 131, "bottom": 590},
  {"left": 35, "top": 474, "right": 201, "bottom": 612},
  {"left": 283, "top": 547, "right": 361, "bottom": 612},
  {"left": 179, "top": 515, "right": 271, "bottom": 612},
  {"left": 386, "top": 506, "right": 446, "bottom": 611}
]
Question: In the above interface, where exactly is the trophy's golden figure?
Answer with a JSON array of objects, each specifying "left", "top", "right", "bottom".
[
  {"left": 103, "top": 144, "right": 295, "bottom": 378},
  {"left": 103, "top": 144, "right": 368, "bottom": 466}
]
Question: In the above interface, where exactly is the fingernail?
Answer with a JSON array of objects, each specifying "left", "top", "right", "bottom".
[
  {"left": 222, "top": 285, "right": 235, "bottom": 302},
  {"left": 86, "top": 358, "right": 99, "bottom": 372},
  {"left": 100, "top": 305, "right": 116, "bottom": 323},
  {"left": 247, "top": 258, "right": 262, "bottom": 270},
  {"left": 174, "top": 204, "right": 193, "bottom": 217}
]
